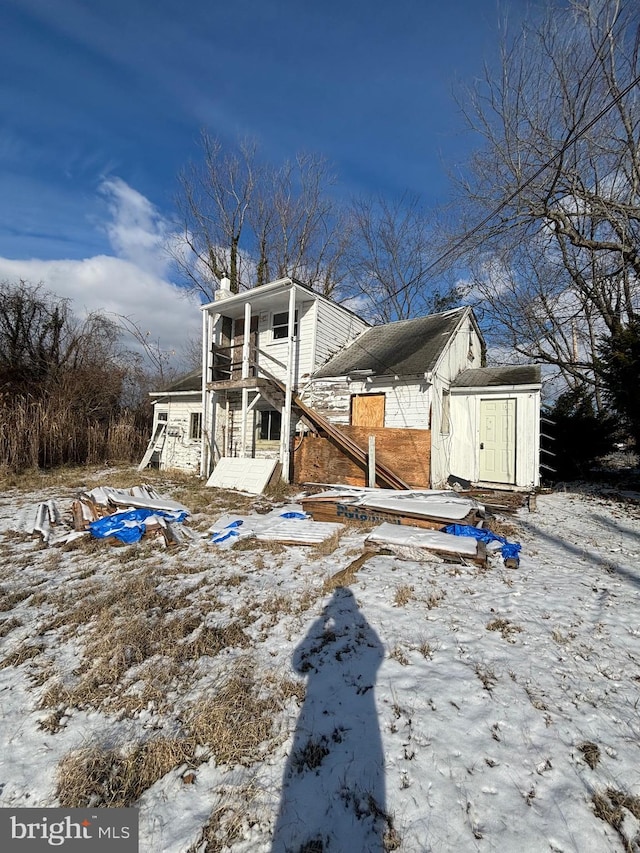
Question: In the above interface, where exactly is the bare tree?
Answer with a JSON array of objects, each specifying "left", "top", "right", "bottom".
[
  {"left": 173, "top": 134, "right": 350, "bottom": 300},
  {"left": 343, "top": 194, "right": 465, "bottom": 322},
  {"left": 174, "top": 134, "right": 260, "bottom": 297},
  {"left": 454, "top": 0, "right": 640, "bottom": 399}
]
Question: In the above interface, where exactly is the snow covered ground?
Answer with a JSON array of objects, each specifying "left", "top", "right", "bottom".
[{"left": 1, "top": 469, "right": 640, "bottom": 852}]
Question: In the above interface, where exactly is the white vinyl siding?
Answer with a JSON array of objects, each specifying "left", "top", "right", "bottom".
[
  {"left": 153, "top": 397, "right": 202, "bottom": 472},
  {"left": 313, "top": 299, "right": 369, "bottom": 369}
]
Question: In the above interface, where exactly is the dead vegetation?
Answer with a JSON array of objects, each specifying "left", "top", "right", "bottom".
[
  {"left": 56, "top": 658, "right": 304, "bottom": 809},
  {"left": 57, "top": 737, "right": 199, "bottom": 808},
  {"left": 579, "top": 741, "right": 601, "bottom": 770},
  {"left": 393, "top": 584, "right": 415, "bottom": 607},
  {"left": 486, "top": 618, "right": 523, "bottom": 642},
  {"left": 592, "top": 787, "right": 640, "bottom": 851}
]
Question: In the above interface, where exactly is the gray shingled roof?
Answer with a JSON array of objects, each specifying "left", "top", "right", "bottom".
[
  {"left": 312, "top": 308, "right": 468, "bottom": 379},
  {"left": 160, "top": 368, "right": 202, "bottom": 393},
  {"left": 451, "top": 365, "right": 541, "bottom": 388}
]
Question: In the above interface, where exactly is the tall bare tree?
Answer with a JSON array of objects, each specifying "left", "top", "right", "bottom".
[
  {"left": 343, "top": 193, "right": 464, "bottom": 322},
  {"left": 173, "top": 134, "right": 349, "bottom": 300},
  {"left": 454, "top": 0, "right": 640, "bottom": 400}
]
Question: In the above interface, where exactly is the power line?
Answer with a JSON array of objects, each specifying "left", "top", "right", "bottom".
[{"left": 390, "top": 69, "right": 640, "bottom": 300}]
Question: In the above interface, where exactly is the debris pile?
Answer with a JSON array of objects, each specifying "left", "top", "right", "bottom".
[
  {"left": 301, "top": 488, "right": 484, "bottom": 529},
  {"left": 16, "top": 486, "right": 197, "bottom": 547},
  {"left": 365, "top": 522, "right": 487, "bottom": 565}
]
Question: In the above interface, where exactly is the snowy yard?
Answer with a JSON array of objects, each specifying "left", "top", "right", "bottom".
[{"left": 1, "top": 469, "right": 640, "bottom": 852}]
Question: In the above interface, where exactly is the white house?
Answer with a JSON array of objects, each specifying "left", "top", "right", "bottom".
[
  {"left": 300, "top": 308, "right": 541, "bottom": 489},
  {"left": 138, "top": 368, "right": 202, "bottom": 473},
  {"left": 199, "top": 277, "right": 370, "bottom": 479},
  {"left": 141, "top": 277, "right": 541, "bottom": 490}
]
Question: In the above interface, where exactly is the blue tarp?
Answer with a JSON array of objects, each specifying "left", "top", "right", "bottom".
[
  {"left": 89, "top": 508, "right": 189, "bottom": 544},
  {"left": 443, "top": 523, "right": 522, "bottom": 563},
  {"left": 210, "top": 519, "right": 244, "bottom": 545}
]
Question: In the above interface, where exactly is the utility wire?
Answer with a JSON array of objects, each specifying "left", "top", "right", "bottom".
[{"left": 390, "top": 68, "right": 640, "bottom": 301}]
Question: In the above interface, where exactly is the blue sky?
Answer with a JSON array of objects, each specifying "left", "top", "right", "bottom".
[{"left": 0, "top": 0, "right": 526, "bottom": 354}]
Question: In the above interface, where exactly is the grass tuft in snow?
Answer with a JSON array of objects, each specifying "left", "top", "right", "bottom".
[
  {"left": 592, "top": 787, "right": 640, "bottom": 850},
  {"left": 185, "top": 658, "right": 301, "bottom": 766},
  {"left": 56, "top": 737, "right": 198, "bottom": 808},
  {"left": 579, "top": 741, "right": 601, "bottom": 769},
  {"left": 486, "top": 618, "right": 523, "bottom": 642}
]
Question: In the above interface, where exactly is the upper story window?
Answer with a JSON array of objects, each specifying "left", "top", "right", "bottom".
[
  {"left": 157, "top": 410, "right": 168, "bottom": 423},
  {"left": 272, "top": 310, "right": 298, "bottom": 340}
]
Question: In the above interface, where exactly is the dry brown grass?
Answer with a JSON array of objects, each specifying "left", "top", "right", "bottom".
[
  {"left": 389, "top": 646, "right": 410, "bottom": 666},
  {"left": 186, "top": 660, "right": 295, "bottom": 766},
  {"left": 188, "top": 784, "right": 262, "bottom": 853},
  {"left": 485, "top": 517, "right": 521, "bottom": 540},
  {"left": 36, "top": 567, "right": 252, "bottom": 715},
  {"left": 308, "top": 530, "right": 342, "bottom": 559},
  {"left": 486, "top": 618, "right": 523, "bottom": 642},
  {"left": 593, "top": 787, "right": 640, "bottom": 851},
  {"left": 0, "top": 588, "right": 32, "bottom": 611},
  {"left": 394, "top": 585, "right": 415, "bottom": 607},
  {"left": 56, "top": 737, "right": 198, "bottom": 808},
  {"left": 0, "top": 642, "right": 43, "bottom": 668},
  {"left": 579, "top": 741, "right": 601, "bottom": 770},
  {"left": 0, "top": 616, "right": 22, "bottom": 637}
]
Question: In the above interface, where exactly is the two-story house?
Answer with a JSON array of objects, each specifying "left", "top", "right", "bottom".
[{"left": 141, "top": 276, "right": 541, "bottom": 490}]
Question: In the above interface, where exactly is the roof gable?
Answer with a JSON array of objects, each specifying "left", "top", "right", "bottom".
[{"left": 312, "top": 307, "right": 470, "bottom": 379}]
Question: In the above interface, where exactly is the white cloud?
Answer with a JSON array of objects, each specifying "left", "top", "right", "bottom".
[
  {"left": 99, "top": 177, "right": 174, "bottom": 278},
  {"left": 0, "top": 177, "right": 203, "bottom": 368}
]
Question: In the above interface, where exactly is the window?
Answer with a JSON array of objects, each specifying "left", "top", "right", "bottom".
[
  {"left": 440, "top": 390, "right": 451, "bottom": 435},
  {"left": 259, "top": 409, "right": 281, "bottom": 441},
  {"left": 189, "top": 412, "right": 202, "bottom": 440},
  {"left": 272, "top": 310, "right": 298, "bottom": 340},
  {"left": 157, "top": 410, "right": 168, "bottom": 422}
]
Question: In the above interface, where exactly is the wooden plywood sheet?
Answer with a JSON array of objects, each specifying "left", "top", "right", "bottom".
[
  {"left": 206, "top": 458, "right": 278, "bottom": 494},
  {"left": 351, "top": 393, "right": 385, "bottom": 428},
  {"left": 293, "top": 427, "right": 430, "bottom": 488}
]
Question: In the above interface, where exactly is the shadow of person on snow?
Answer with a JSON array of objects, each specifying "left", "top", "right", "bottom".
[{"left": 272, "top": 586, "right": 390, "bottom": 853}]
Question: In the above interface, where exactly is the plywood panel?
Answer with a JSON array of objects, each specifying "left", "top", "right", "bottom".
[
  {"left": 351, "top": 394, "right": 385, "bottom": 428},
  {"left": 293, "top": 427, "right": 431, "bottom": 488}
]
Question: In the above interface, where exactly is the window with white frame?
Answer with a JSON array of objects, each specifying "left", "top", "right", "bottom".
[
  {"left": 272, "top": 310, "right": 298, "bottom": 340},
  {"left": 189, "top": 412, "right": 202, "bottom": 440}
]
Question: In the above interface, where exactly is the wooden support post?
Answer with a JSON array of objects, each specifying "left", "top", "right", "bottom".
[
  {"left": 281, "top": 285, "right": 297, "bottom": 482},
  {"left": 368, "top": 435, "right": 376, "bottom": 488},
  {"left": 240, "top": 302, "right": 251, "bottom": 458},
  {"left": 200, "top": 307, "right": 209, "bottom": 477}
]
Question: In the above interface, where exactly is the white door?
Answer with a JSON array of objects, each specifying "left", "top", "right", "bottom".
[{"left": 479, "top": 399, "right": 516, "bottom": 484}]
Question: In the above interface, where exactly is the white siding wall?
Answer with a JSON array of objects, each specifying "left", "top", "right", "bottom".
[
  {"left": 313, "top": 300, "right": 369, "bottom": 370},
  {"left": 299, "top": 377, "right": 431, "bottom": 429},
  {"left": 430, "top": 314, "right": 484, "bottom": 487},
  {"left": 256, "top": 299, "right": 316, "bottom": 385},
  {"left": 449, "top": 387, "right": 541, "bottom": 489},
  {"left": 153, "top": 397, "right": 202, "bottom": 473}
]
